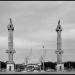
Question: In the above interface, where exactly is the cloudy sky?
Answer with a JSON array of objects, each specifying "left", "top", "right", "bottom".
[{"left": 0, "top": 1, "right": 75, "bottom": 64}]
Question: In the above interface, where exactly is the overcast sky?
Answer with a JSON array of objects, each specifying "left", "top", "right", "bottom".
[{"left": 0, "top": 1, "right": 75, "bottom": 64}]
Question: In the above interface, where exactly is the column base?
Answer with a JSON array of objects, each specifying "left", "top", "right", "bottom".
[
  {"left": 6, "top": 63, "right": 15, "bottom": 71},
  {"left": 56, "top": 63, "right": 64, "bottom": 72}
]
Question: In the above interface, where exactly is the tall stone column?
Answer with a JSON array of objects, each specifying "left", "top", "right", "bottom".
[
  {"left": 6, "top": 18, "right": 16, "bottom": 71},
  {"left": 55, "top": 20, "right": 64, "bottom": 71}
]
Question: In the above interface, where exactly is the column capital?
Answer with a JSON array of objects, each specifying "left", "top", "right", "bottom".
[
  {"left": 55, "top": 50, "right": 63, "bottom": 54},
  {"left": 7, "top": 18, "right": 14, "bottom": 31},
  {"left": 56, "top": 20, "right": 62, "bottom": 32},
  {"left": 6, "top": 49, "right": 16, "bottom": 54}
]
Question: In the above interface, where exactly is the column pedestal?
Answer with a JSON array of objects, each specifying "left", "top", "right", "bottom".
[
  {"left": 6, "top": 61, "right": 15, "bottom": 71},
  {"left": 56, "top": 63, "right": 64, "bottom": 71}
]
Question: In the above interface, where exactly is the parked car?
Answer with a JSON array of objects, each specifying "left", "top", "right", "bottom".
[
  {"left": 26, "top": 66, "right": 34, "bottom": 72},
  {"left": 46, "top": 68, "right": 55, "bottom": 72}
]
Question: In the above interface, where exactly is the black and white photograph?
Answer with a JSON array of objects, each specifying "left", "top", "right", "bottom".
[{"left": 0, "top": 1, "right": 75, "bottom": 74}]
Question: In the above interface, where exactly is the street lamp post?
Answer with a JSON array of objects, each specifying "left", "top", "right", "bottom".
[
  {"left": 43, "top": 45, "right": 44, "bottom": 71},
  {"left": 69, "top": 62, "right": 70, "bottom": 70},
  {"left": 0, "top": 58, "right": 2, "bottom": 71},
  {"left": 40, "top": 56, "right": 43, "bottom": 71},
  {"left": 42, "top": 42, "right": 46, "bottom": 71},
  {"left": 0, "top": 61, "right": 1, "bottom": 71}
]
